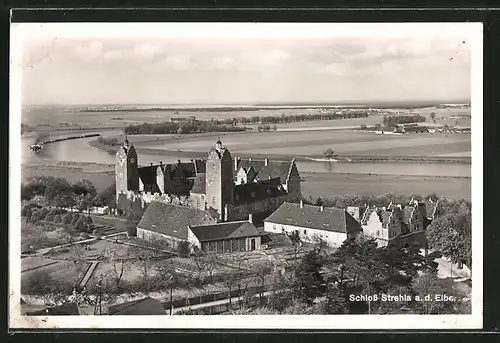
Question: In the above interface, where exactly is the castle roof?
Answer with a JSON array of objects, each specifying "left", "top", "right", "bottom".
[
  {"left": 265, "top": 202, "right": 362, "bottom": 235},
  {"left": 137, "top": 201, "right": 217, "bottom": 240},
  {"left": 189, "top": 221, "right": 260, "bottom": 242},
  {"left": 233, "top": 178, "right": 287, "bottom": 205},
  {"left": 190, "top": 173, "right": 206, "bottom": 194},
  {"left": 235, "top": 159, "right": 293, "bottom": 183}
]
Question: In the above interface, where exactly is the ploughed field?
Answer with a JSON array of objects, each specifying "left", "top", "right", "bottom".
[{"left": 129, "top": 129, "right": 471, "bottom": 158}]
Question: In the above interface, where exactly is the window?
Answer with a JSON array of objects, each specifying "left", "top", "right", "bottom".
[
  {"left": 273, "top": 225, "right": 276, "bottom": 231},
  {"left": 212, "top": 196, "right": 216, "bottom": 205},
  {"left": 282, "top": 226, "right": 285, "bottom": 233},
  {"left": 201, "top": 195, "right": 204, "bottom": 199},
  {"left": 303, "top": 230, "right": 307, "bottom": 235}
]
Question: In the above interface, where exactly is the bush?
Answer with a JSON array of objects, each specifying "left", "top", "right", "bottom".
[
  {"left": 53, "top": 214, "right": 62, "bottom": 223},
  {"left": 30, "top": 209, "right": 42, "bottom": 223},
  {"left": 73, "top": 218, "right": 86, "bottom": 232},
  {"left": 22, "top": 269, "right": 73, "bottom": 296},
  {"left": 177, "top": 240, "right": 191, "bottom": 258},
  {"left": 62, "top": 213, "right": 73, "bottom": 225},
  {"left": 44, "top": 209, "right": 57, "bottom": 222}
]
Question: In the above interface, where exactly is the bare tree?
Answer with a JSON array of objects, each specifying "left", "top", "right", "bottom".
[
  {"left": 104, "top": 246, "right": 130, "bottom": 289},
  {"left": 138, "top": 251, "right": 153, "bottom": 288}
]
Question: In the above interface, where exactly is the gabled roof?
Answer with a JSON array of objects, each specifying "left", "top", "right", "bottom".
[
  {"left": 190, "top": 173, "right": 206, "bottom": 194},
  {"left": 233, "top": 178, "right": 287, "bottom": 205},
  {"left": 190, "top": 221, "right": 261, "bottom": 242},
  {"left": 379, "top": 210, "right": 392, "bottom": 229},
  {"left": 403, "top": 206, "right": 416, "bottom": 224},
  {"left": 422, "top": 200, "right": 438, "bottom": 219},
  {"left": 108, "top": 297, "right": 166, "bottom": 315},
  {"left": 137, "top": 201, "right": 217, "bottom": 239},
  {"left": 26, "top": 302, "right": 80, "bottom": 316},
  {"left": 361, "top": 207, "right": 377, "bottom": 226},
  {"left": 234, "top": 159, "right": 292, "bottom": 183},
  {"left": 264, "top": 202, "right": 362, "bottom": 234}
]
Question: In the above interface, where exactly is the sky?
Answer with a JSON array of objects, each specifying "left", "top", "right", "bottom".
[{"left": 15, "top": 24, "right": 474, "bottom": 106}]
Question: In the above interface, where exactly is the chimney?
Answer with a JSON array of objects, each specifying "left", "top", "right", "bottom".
[
  {"left": 177, "top": 160, "right": 181, "bottom": 165},
  {"left": 249, "top": 157, "right": 252, "bottom": 162},
  {"left": 248, "top": 213, "right": 253, "bottom": 224},
  {"left": 300, "top": 200, "right": 303, "bottom": 209},
  {"left": 320, "top": 205, "right": 324, "bottom": 212},
  {"left": 159, "top": 161, "right": 163, "bottom": 166},
  {"left": 150, "top": 162, "right": 153, "bottom": 167},
  {"left": 265, "top": 158, "right": 269, "bottom": 166}
]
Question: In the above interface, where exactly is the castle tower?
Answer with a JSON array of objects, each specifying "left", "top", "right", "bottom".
[
  {"left": 115, "top": 137, "right": 139, "bottom": 200},
  {"left": 205, "top": 139, "right": 234, "bottom": 220}
]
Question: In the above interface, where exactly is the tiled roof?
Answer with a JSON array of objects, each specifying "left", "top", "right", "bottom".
[
  {"left": 264, "top": 202, "right": 362, "bottom": 234},
  {"left": 190, "top": 221, "right": 261, "bottom": 242},
  {"left": 403, "top": 206, "right": 416, "bottom": 224},
  {"left": 423, "top": 201, "right": 438, "bottom": 219},
  {"left": 108, "top": 297, "right": 166, "bottom": 315},
  {"left": 379, "top": 210, "right": 392, "bottom": 229},
  {"left": 235, "top": 159, "right": 292, "bottom": 183},
  {"left": 27, "top": 302, "right": 80, "bottom": 316},
  {"left": 137, "top": 201, "right": 217, "bottom": 240},
  {"left": 233, "top": 178, "right": 287, "bottom": 205},
  {"left": 346, "top": 206, "right": 366, "bottom": 223},
  {"left": 361, "top": 207, "right": 377, "bottom": 226},
  {"left": 138, "top": 166, "right": 158, "bottom": 187},
  {"left": 190, "top": 173, "right": 206, "bottom": 194}
]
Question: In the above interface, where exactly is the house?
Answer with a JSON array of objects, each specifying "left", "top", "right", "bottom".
[
  {"left": 401, "top": 199, "right": 425, "bottom": 233},
  {"left": 395, "top": 123, "right": 429, "bottom": 134},
  {"left": 135, "top": 201, "right": 218, "bottom": 249},
  {"left": 263, "top": 201, "right": 362, "bottom": 248},
  {"left": 416, "top": 198, "right": 439, "bottom": 229},
  {"left": 108, "top": 297, "right": 166, "bottom": 315},
  {"left": 25, "top": 302, "right": 81, "bottom": 316},
  {"left": 188, "top": 214, "right": 262, "bottom": 253},
  {"left": 360, "top": 206, "right": 404, "bottom": 247}
]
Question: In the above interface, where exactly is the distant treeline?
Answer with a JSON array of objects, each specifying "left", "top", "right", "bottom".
[
  {"left": 382, "top": 115, "right": 426, "bottom": 127},
  {"left": 124, "top": 120, "right": 249, "bottom": 135},
  {"left": 97, "top": 136, "right": 121, "bottom": 146}
]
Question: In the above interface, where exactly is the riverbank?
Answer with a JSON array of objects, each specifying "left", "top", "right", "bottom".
[{"left": 21, "top": 162, "right": 471, "bottom": 200}]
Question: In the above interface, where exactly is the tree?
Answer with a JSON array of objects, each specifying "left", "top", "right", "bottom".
[
  {"left": 253, "top": 261, "right": 272, "bottom": 303},
  {"left": 411, "top": 274, "right": 449, "bottom": 314},
  {"left": 177, "top": 127, "right": 183, "bottom": 135},
  {"left": 177, "top": 240, "right": 191, "bottom": 258},
  {"left": 53, "top": 214, "right": 62, "bottom": 224},
  {"left": 323, "top": 148, "right": 335, "bottom": 159},
  {"left": 105, "top": 246, "right": 130, "bottom": 289},
  {"left": 360, "top": 124, "right": 367, "bottom": 130},
  {"left": 323, "top": 285, "right": 348, "bottom": 314},
  {"left": 430, "top": 112, "right": 436, "bottom": 122},
  {"left": 62, "top": 213, "right": 73, "bottom": 226},
  {"left": 138, "top": 251, "right": 153, "bottom": 289},
  {"left": 290, "top": 249, "right": 325, "bottom": 305},
  {"left": 315, "top": 197, "right": 324, "bottom": 206},
  {"left": 267, "top": 289, "right": 292, "bottom": 314},
  {"left": 72, "top": 179, "right": 97, "bottom": 198},
  {"left": 73, "top": 217, "right": 87, "bottom": 232},
  {"left": 272, "top": 125, "right": 277, "bottom": 131},
  {"left": 426, "top": 213, "right": 472, "bottom": 273}
]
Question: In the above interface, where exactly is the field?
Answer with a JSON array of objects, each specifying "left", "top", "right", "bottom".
[{"left": 125, "top": 129, "right": 471, "bottom": 159}]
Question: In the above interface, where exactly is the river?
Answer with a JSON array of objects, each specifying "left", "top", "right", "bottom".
[{"left": 21, "top": 129, "right": 471, "bottom": 178}]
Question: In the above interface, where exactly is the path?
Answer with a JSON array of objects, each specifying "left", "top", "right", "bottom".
[
  {"left": 78, "top": 261, "right": 100, "bottom": 290},
  {"left": 34, "top": 237, "right": 98, "bottom": 256}
]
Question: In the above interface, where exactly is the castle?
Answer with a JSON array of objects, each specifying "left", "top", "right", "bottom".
[{"left": 115, "top": 137, "right": 302, "bottom": 222}]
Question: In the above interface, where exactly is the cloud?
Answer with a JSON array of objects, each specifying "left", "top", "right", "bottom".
[
  {"left": 131, "top": 42, "right": 166, "bottom": 60},
  {"left": 72, "top": 41, "right": 103, "bottom": 60}
]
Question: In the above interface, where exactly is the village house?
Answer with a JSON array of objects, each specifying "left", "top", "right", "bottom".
[
  {"left": 188, "top": 214, "right": 262, "bottom": 253},
  {"left": 134, "top": 201, "right": 218, "bottom": 249},
  {"left": 360, "top": 205, "right": 405, "bottom": 247},
  {"left": 263, "top": 201, "right": 362, "bottom": 248}
]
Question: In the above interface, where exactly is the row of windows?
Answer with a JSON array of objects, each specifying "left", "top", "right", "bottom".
[{"left": 272, "top": 225, "right": 329, "bottom": 239}]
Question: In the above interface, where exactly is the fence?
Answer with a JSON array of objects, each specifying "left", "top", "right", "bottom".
[
  {"left": 162, "top": 284, "right": 269, "bottom": 310},
  {"left": 175, "top": 294, "right": 271, "bottom": 315}
]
